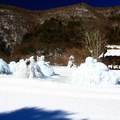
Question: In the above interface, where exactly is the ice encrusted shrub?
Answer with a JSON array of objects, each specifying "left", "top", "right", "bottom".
[
  {"left": 67, "top": 55, "right": 76, "bottom": 68},
  {"left": 72, "top": 57, "right": 120, "bottom": 85},
  {"left": 9, "top": 61, "right": 17, "bottom": 73},
  {"left": 0, "top": 59, "right": 11, "bottom": 74},
  {"left": 37, "top": 55, "right": 55, "bottom": 77},
  {"left": 13, "top": 56, "right": 44, "bottom": 78}
]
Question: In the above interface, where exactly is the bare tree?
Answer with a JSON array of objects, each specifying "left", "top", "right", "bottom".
[{"left": 83, "top": 27, "right": 106, "bottom": 59}]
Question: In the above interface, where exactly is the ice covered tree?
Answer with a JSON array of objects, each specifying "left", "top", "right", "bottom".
[
  {"left": 37, "top": 55, "right": 55, "bottom": 77},
  {"left": 0, "top": 59, "right": 12, "bottom": 74},
  {"left": 13, "top": 56, "right": 44, "bottom": 78},
  {"left": 67, "top": 55, "right": 76, "bottom": 68}
]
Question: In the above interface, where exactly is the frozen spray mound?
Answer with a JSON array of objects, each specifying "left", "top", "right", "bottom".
[
  {"left": 72, "top": 57, "right": 120, "bottom": 85},
  {"left": 0, "top": 59, "right": 11, "bottom": 74}
]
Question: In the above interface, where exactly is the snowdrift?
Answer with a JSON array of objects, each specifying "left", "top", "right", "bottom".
[{"left": 72, "top": 57, "right": 120, "bottom": 85}]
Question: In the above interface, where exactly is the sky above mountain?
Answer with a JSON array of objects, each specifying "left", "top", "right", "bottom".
[{"left": 0, "top": 0, "right": 120, "bottom": 10}]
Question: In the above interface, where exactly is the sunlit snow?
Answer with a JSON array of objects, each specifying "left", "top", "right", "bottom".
[{"left": 0, "top": 56, "right": 120, "bottom": 120}]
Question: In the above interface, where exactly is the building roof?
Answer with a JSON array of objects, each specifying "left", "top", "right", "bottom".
[
  {"left": 99, "top": 45, "right": 120, "bottom": 58},
  {"left": 106, "top": 45, "right": 120, "bottom": 49},
  {"left": 104, "top": 49, "right": 120, "bottom": 57}
]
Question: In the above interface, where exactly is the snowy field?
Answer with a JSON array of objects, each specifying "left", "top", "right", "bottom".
[{"left": 0, "top": 57, "right": 120, "bottom": 120}]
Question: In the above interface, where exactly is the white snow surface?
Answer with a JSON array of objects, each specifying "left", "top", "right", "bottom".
[{"left": 0, "top": 57, "right": 120, "bottom": 120}]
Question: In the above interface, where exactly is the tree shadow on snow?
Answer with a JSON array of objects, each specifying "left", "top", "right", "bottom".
[{"left": 0, "top": 107, "right": 73, "bottom": 120}]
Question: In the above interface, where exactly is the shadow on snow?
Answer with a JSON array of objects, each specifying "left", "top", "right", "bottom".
[{"left": 0, "top": 107, "right": 73, "bottom": 120}]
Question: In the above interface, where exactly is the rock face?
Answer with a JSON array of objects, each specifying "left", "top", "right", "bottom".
[
  {"left": 0, "top": 3, "right": 120, "bottom": 62},
  {"left": 0, "top": 5, "right": 37, "bottom": 53}
]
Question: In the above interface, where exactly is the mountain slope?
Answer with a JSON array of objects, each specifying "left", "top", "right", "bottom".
[{"left": 0, "top": 3, "right": 120, "bottom": 64}]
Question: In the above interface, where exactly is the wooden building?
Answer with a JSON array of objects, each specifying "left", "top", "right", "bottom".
[{"left": 99, "top": 45, "right": 120, "bottom": 70}]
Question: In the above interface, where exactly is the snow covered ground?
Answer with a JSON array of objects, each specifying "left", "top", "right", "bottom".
[
  {"left": 0, "top": 66, "right": 120, "bottom": 120},
  {"left": 0, "top": 57, "right": 120, "bottom": 120}
]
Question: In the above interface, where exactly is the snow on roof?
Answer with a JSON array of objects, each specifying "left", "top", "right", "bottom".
[
  {"left": 106, "top": 45, "right": 120, "bottom": 49},
  {"left": 99, "top": 49, "right": 120, "bottom": 58},
  {"left": 99, "top": 45, "right": 120, "bottom": 58},
  {"left": 105, "top": 49, "right": 120, "bottom": 56}
]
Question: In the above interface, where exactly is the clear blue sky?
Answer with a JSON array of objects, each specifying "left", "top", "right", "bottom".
[{"left": 0, "top": 0, "right": 120, "bottom": 10}]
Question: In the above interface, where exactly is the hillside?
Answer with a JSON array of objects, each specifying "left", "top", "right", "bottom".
[{"left": 0, "top": 3, "right": 120, "bottom": 65}]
